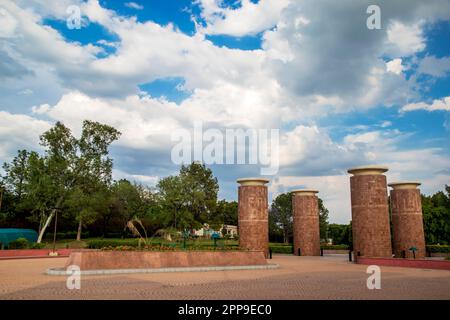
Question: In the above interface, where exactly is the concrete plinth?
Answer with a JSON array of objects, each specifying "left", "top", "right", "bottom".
[
  {"left": 237, "top": 178, "right": 270, "bottom": 257},
  {"left": 348, "top": 165, "right": 392, "bottom": 259},
  {"left": 292, "top": 189, "right": 320, "bottom": 256},
  {"left": 389, "top": 182, "right": 426, "bottom": 259}
]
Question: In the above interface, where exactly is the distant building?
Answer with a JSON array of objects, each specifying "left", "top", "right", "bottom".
[{"left": 194, "top": 224, "right": 238, "bottom": 238}]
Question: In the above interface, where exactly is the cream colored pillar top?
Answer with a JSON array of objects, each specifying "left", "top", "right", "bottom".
[
  {"left": 388, "top": 181, "right": 421, "bottom": 190},
  {"left": 347, "top": 165, "right": 388, "bottom": 176},
  {"left": 291, "top": 189, "right": 319, "bottom": 196},
  {"left": 237, "top": 177, "right": 270, "bottom": 186}
]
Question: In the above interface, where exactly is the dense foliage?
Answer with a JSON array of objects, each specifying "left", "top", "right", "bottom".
[{"left": 269, "top": 192, "right": 329, "bottom": 243}]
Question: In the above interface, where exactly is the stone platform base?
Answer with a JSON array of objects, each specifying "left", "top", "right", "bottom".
[
  {"left": 53, "top": 250, "right": 270, "bottom": 273},
  {"left": 47, "top": 263, "right": 279, "bottom": 275}
]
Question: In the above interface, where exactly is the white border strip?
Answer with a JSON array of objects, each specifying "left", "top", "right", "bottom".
[{"left": 46, "top": 264, "right": 279, "bottom": 276}]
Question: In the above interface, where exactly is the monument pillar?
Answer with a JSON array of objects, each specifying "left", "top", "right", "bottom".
[
  {"left": 292, "top": 189, "right": 321, "bottom": 256},
  {"left": 389, "top": 182, "right": 426, "bottom": 259},
  {"left": 348, "top": 165, "right": 392, "bottom": 259},
  {"left": 237, "top": 178, "right": 270, "bottom": 257}
]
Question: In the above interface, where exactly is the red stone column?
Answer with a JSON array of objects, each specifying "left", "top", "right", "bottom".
[
  {"left": 389, "top": 182, "right": 426, "bottom": 259},
  {"left": 348, "top": 166, "right": 392, "bottom": 259},
  {"left": 237, "top": 178, "right": 269, "bottom": 257},
  {"left": 292, "top": 189, "right": 320, "bottom": 256}
]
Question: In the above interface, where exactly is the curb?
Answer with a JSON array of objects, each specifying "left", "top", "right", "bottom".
[{"left": 46, "top": 263, "right": 280, "bottom": 276}]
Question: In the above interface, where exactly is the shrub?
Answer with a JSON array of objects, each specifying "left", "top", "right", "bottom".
[
  {"left": 321, "top": 244, "right": 349, "bottom": 250},
  {"left": 8, "top": 237, "right": 29, "bottom": 249},
  {"left": 30, "top": 242, "right": 46, "bottom": 249},
  {"left": 269, "top": 245, "right": 293, "bottom": 254},
  {"left": 87, "top": 239, "right": 140, "bottom": 249},
  {"left": 426, "top": 245, "right": 450, "bottom": 253}
]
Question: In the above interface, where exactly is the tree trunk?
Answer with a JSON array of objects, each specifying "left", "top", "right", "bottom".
[
  {"left": 37, "top": 211, "right": 54, "bottom": 243},
  {"left": 283, "top": 227, "right": 289, "bottom": 244},
  {"left": 76, "top": 219, "right": 82, "bottom": 241},
  {"left": 36, "top": 196, "right": 64, "bottom": 243}
]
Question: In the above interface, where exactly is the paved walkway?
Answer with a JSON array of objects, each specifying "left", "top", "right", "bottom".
[{"left": 0, "top": 254, "right": 449, "bottom": 299}]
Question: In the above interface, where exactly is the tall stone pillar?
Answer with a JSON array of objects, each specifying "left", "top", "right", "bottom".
[
  {"left": 237, "top": 178, "right": 269, "bottom": 257},
  {"left": 389, "top": 182, "right": 426, "bottom": 259},
  {"left": 348, "top": 165, "right": 392, "bottom": 259},
  {"left": 292, "top": 189, "right": 320, "bottom": 256}
]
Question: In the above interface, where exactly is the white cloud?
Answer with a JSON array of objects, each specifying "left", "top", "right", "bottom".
[
  {"left": 386, "top": 58, "right": 404, "bottom": 75},
  {"left": 0, "top": 111, "right": 50, "bottom": 159},
  {"left": 401, "top": 96, "right": 450, "bottom": 112},
  {"left": 124, "top": 2, "right": 144, "bottom": 10},
  {"left": 386, "top": 20, "right": 426, "bottom": 56},
  {"left": 197, "top": 0, "right": 290, "bottom": 37}
]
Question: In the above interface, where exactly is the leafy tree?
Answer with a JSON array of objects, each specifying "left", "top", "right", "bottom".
[
  {"left": 422, "top": 185, "right": 450, "bottom": 244},
  {"left": 269, "top": 192, "right": 329, "bottom": 243},
  {"left": 213, "top": 200, "right": 238, "bottom": 228},
  {"left": 157, "top": 175, "right": 194, "bottom": 229},
  {"left": 179, "top": 162, "right": 219, "bottom": 224},
  {"left": 157, "top": 162, "right": 219, "bottom": 230},
  {"left": 1, "top": 149, "right": 30, "bottom": 201},
  {"left": 270, "top": 193, "right": 292, "bottom": 243},
  {"left": 318, "top": 198, "right": 329, "bottom": 239},
  {"left": 17, "top": 120, "right": 121, "bottom": 242},
  {"left": 327, "top": 223, "right": 352, "bottom": 245}
]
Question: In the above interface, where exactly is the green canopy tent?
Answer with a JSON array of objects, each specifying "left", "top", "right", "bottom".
[{"left": 0, "top": 228, "right": 38, "bottom": 247}]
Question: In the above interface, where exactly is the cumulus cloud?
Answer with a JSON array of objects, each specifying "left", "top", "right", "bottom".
[
  {"left": 196, "top": 0, "right": 289, "bottom": 36},
  {"left": 401, "top": 96, "right": 450, "bottom": 112},
  {"left": 386, "top": 58, "right": 404, "bottom": 75},
  {"left": 385, "top": 20, "right": 425, "bottom": 56},
  {"left": 0, "top": 111, "right": 50, "bottom": 160}
]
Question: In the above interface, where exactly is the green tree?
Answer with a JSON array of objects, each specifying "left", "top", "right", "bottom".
[
  {"left": 422, "top": 185, "right": 450, "bottom": 244},
  {"left": 32, "top": 120, "right": 120, "bottom": 242},
  {"left": 157, "top": 175, "right": 194, "bottom": 229},
  {"left": 179, "top": 162, "right": 219, "bottom": 224},
  {"left": 269, "top": 192, "right": 330, "bottom": 243},
  {"left": 157, "top": 162, "right": 219, "bottom": 230},
  {"left": 214, "top": 200, "right": 238, "bottom": 227},
  {"left": 318, "top": 198, "right": 329, "bottom": 240},
  {"left": 270, "top": 193, "right": 292, "bottom": 244}
]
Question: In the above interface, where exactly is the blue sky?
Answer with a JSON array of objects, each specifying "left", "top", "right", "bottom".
[{"left": 0, "top": 0, "right": 449, "bottom": 223}]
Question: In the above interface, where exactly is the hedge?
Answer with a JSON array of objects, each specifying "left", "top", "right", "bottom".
[
  {"left": 269, "top": 245, "right": 293, "bottom": 254},
  {"left": 321, "top": 244, "right": 349, "bottom": 250},
  {"left": 426, "top": 245, "right": 450, "bottom": 253},
  {"left": 8, "top": 237, "right": 29, "bottom": 249},
  {"left": 87, "top": 239, "right": 141, "bottom": 248},
  {"left": 87, "top": 238, "right": 240, "bottom": 249}
]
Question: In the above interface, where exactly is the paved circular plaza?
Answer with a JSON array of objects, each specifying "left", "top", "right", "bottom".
[{"left": 0, "top": 255, "right": 449, "bottom": 300}]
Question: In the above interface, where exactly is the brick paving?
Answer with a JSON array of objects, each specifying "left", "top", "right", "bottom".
[{"left": 0, "top": 255, "right": 449, "bottom": 300}]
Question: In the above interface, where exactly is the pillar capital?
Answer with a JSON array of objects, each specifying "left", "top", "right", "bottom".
[
  {"left": 237, "top": 177, "right": 270, "bottom": 186},
  {"left": 291, "top": 189, "right": 319, "bottom": 196},
  {"left": 347, "top": 165, "right": 388, "bottom": 176},
  {"left": 388, "top": 181, "right": 421, "bottom": 190}
]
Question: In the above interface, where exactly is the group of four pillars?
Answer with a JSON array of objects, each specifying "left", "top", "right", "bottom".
[{"left": 237, "top": 165, "right": 426, "bottom": 260}]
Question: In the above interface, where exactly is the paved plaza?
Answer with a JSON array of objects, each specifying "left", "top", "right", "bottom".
[{"left": 0, "top": 255, "right": 449, "bottom": 300}]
